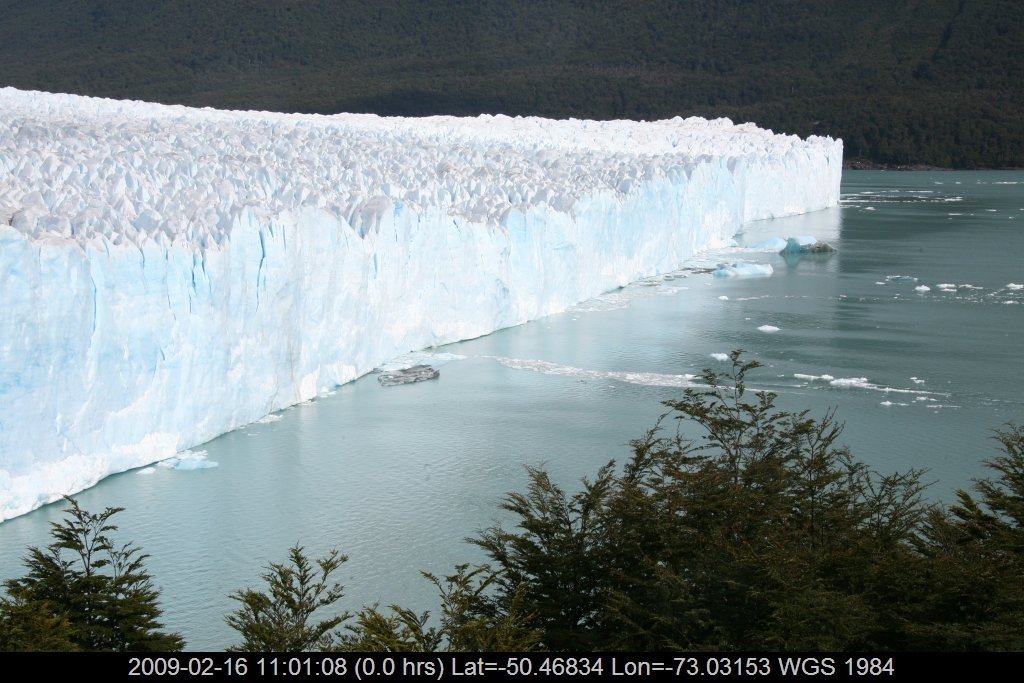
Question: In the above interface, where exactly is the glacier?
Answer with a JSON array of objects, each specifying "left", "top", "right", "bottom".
[{"left": 0, "top": 88, "right": 842, "bottom": 522}]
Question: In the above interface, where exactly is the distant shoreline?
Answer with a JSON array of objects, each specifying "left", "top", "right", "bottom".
[{"left": 842, "top": 158, "right": 1023, "bottom": 171}]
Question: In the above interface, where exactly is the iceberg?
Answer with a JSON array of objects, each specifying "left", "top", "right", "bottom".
[
  {"left": 0, "top": 88, "right": 842, "bottom": 521},
  {"left": 779, "top": 237, "right": 836, "bottom": 254},
  {"left": 712, "top": 262, "right": 775, "bottom": 278},
  {"left": 377, "top": 365, "right": 441, "bottom": 386}
]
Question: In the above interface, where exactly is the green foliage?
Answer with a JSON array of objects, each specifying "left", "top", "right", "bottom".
[
  {"left": 0, "top": 595, "right": 77, "bottom": 651},
  {"left": 1, "top": 497, "right": 183, "bottom": 651},
  {"left": 340, "top": 565, "right": 539, "bottom": 652},
  {"left": 0, "top": 1, "right": 1020, "bottom": 167},
  {"left": 226, "top": 545, "right": 350, "bottom": 652},
  {"left": 341, "top": 603, "right": 441, "bottom": 652},
  {"left": 475, "top": 351, "right": 934, "bottom": 650},
  {"left": 909, "top": 425, "right": 1024, "bottom": 650},
  {"left": 474, "top": 467, "right": 613, "bottom": 650},
  {"left": 426, "top": 564, "right": 540, "bottom": 652}
]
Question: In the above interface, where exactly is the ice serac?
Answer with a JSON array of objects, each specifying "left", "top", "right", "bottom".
[{"left": 0, "top": 88, "right": 843, "bottom": 521}]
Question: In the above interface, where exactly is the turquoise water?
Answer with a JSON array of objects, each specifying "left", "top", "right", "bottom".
[{"left": 1, "top": 171, "right": 1022, "bottom": 649}]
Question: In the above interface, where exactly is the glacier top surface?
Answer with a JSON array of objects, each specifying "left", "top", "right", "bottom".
[{"left": 0, "top": 87, "right": 840, "bottom": 245}]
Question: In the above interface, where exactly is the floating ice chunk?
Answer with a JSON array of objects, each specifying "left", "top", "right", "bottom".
[
  {"left": 794, "top": 373, "right": 836, "bottom": 382},
  {"left": 915, "top": 285, "right": 930, "bottom": 293},
  {"left": 1007, "top": 283, "right": 1023, "bottom": 290},
  {"left": 880, "top": 401, "right": 893, "bottom": 407},
  {"left": 711, "top": 353, "right": 729, "bottom": 361},
  {"left": 780, "top": 238, "right": 836, "bottom": 255},
  {"left": 713, "top": 263, "right": 774, "bottom": 278},
  {"left": 885, "top": 275, "right": 917, "bottom": 283},
  {"left": 159, "top": 450, "right": 218, "bottom": 470},
  {"left": 378, "top": 364, "right": 440, "bottom": 386},
  {"left": 758, "top": 325, "right": 780, "bottom": 333},
  {"left": 818, "top": 377, "right": 948, "bottom": 396},
  {"left": 256, "top": 413, "right": 283, "bottom": 424},
  {"left": 937, "top": 283, "right": 957, "bottom": 291},
  {"left": 493, "top": 357, "right": 699, "bottom": 388},
  {"left": 830, "top": 377, "right": 870, "bottom": 388},
  {"left": 910, "top": 377, "right": 925, "bottom": 384},
  {"left": 171, "top": 458, "right": 219, "bottom": 470}
]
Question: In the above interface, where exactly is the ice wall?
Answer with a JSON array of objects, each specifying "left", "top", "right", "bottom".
[{"left": 0, "top": 88, "right": 842, "bottom": 521}]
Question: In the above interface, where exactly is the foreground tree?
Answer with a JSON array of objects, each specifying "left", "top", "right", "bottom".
[
  {"left": 227, "top": 545, "right": 539, "bottom": 652},
  {"left": 0, "top": 595, "right": 76, "bottom": 651},
  {"left": 226, "top": 545, "right": 351, "bottom": 651},
  {"left": 340, "top": 565, "right": 539, "bottom": 651},
  {"left": 910, "top": 425, "right": 1024, "bottom": 650},
  {"left": 1, "top": 497, "right": 183, "bottom": 651}
]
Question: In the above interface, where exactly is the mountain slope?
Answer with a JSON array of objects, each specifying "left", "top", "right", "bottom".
[{"left": 1, "top": 0, "right": 1020, "bottom": 167}]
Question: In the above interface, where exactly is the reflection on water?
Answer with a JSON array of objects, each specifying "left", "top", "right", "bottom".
[{"left": 1, "top": 171, "right": 1022, "bottom": 650}]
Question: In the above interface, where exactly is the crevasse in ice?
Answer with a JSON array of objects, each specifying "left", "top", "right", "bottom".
[{"left": 0, "top": 88, "right": 842, "bottom": 521}]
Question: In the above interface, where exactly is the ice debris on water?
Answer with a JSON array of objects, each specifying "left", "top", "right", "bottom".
[
  {"left": 158, "top": 450, "right": 218, "bottom": 470},
  {"left": 713, "top": 263, "right": 774, "bottom": 278},
  {"left": 779, "top": 237, "right": 836, "bottom": 255},
  {"left": 377, "top": 364, "right": 440, "bottom": 386},
  {"left": 493, "top": 356, "right": 700, "bottom": 388}
]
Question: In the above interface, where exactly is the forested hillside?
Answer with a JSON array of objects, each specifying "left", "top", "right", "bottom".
[{"left": 1, "top": 0, "right": 1021, "bottom": 167}]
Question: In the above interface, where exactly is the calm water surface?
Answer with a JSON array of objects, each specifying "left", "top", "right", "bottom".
[{"left": 1, "top": 171, "right": 1022, "bottom": 649}]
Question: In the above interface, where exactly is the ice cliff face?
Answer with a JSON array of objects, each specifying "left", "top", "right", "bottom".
[{"left": 0, "top": 88, "right": 842, "bottom": 521}]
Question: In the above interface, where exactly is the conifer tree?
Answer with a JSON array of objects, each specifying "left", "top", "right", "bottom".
[
  {"left": 0, "top": 595, "right": 77, "bottom": 651},
  {"left": 912, "top": 425, "right": 1024, "bottom": 650},
  {"left": 339, "top": 565, "right": 539, "bottom": 652},
  {"left": 1, "top": 497, "right": 183, "bottom": 651},
  {"left": 226, "top": 545, "right": 350, "bottom": 651}
]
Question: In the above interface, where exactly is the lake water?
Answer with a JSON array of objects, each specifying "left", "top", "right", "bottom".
[{"left": 1, "top": 171, "right": 1022, "bottom": 650}]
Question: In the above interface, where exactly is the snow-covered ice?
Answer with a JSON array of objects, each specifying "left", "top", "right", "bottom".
[{"left": 0, "top": 88, "right": 841, "bottom": 521}]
